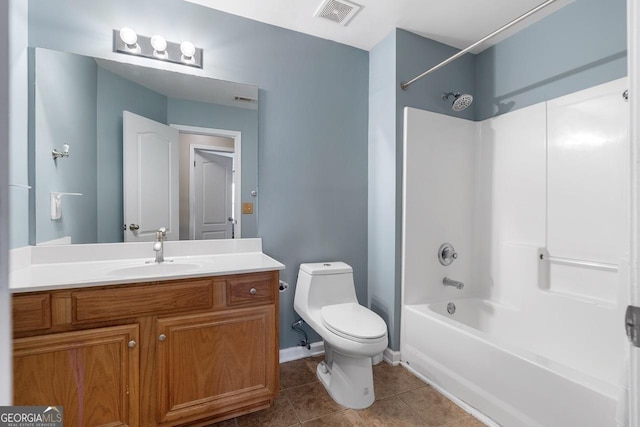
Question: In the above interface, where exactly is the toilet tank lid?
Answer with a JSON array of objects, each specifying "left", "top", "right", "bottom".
[{"left": 299, "top": 262, "right": 352, "bottom": 275}]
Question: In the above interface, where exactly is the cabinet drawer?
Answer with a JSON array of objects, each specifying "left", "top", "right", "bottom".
[
  {"left": 226, "top": 273, "right": 275, "bottom": 307},
  {"left": 73, "top": 279, "right": 214, "bottom": 323},
  {"left": 13, "top": 294, "right": 52, "bottom": 333}
]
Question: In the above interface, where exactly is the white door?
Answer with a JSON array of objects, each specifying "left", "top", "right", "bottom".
[
  {"left": 123, "top": 111, "right": 179, "bottom": 242},
  {"left": 192, "top": 149, "right": 233, "bottom": 239}
]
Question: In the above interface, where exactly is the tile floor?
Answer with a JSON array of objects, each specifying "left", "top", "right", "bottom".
[{"left": 211, "top": 356, "right": 485, "bottom": 426}]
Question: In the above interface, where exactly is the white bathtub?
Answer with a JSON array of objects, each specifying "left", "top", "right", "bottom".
[{"left": 401, "top": 299, "right": 621, "bottom": 427}]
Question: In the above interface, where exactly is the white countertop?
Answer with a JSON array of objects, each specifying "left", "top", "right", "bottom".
[{"left": 10, "top": 238, "right": 285, "bottom": 293}]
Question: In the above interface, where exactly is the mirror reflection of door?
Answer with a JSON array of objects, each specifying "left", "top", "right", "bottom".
[
  {"left": 175, "top": 127, "right": 241, "bottom": 240},
  {"left": 123, "top": 111, "right": 179, "bottom": 242},
  {"left": 192, "top": 149, "right": 234, "bottom": 239}
]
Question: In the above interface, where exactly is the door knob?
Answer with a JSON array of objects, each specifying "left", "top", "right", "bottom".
[
  {"left": 158, "top": 334, "right": 166, "bottom": 342},
  {"left": 129, "top": 224, "right": 140, "bottom": 231}
]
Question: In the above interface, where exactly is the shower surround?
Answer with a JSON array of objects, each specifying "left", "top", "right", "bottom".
[{"left": 401, "top": 78, "right": 629, "bottom": 427}]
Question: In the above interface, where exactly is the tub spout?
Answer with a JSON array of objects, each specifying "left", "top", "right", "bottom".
[{"left": 443, "top": 277, "right": 464, "bottom": 289}]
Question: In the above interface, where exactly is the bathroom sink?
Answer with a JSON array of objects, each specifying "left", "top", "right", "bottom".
[{"left": 107, "top": 262, "right": 201, "bottom": 277}]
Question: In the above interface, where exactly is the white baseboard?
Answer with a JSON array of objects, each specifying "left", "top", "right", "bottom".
[
  {"left": 383, "top": 348, "right": 401, "bottom": 366},
  {"left": 279, "top": 341, "right": 324, "bottom": 363}
]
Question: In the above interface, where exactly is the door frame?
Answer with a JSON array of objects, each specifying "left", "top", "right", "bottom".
[
  {"left": 170, "top": 124, "right": 241, "bottom": 239},
  {"left": 628, "top": 0, "right": 640, "bottom": 425},
  {"left": 0, "top": 0, "right": 11, "bottom": 405}
]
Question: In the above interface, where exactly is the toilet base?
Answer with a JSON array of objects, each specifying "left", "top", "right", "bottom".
[{"left": 316, "top": 348, "right": 375, "bottom": 409}]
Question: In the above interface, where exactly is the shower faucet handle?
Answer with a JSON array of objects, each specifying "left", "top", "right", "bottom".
[{"left": 438, "top": 243, "right": 458, "bottom": 266}]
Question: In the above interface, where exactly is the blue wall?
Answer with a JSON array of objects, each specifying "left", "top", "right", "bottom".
[
  {"left": 475, "top": 0, "right": 627, "bottom": 120},
  {"left": 396, "top": 29, "right": 476, "bottom": 121},
  {"left": 27, "top": 0, "right": 370, "bottom": 349},
  {"left": 167, "top": 98, "right": 259, "bottom": 238},
  {"left": 368, "top": 30, "right": 398, "bottom": 349},
  {"left": 96, "top": 67, "right": 168, "bottom": 243},
  {"left": 33, "top": 49, "right": 97, "bottom": 244}
]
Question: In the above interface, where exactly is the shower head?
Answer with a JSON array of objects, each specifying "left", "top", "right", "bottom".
[{"left": 442, "top": 92, "right": 473, "bottom": 112}]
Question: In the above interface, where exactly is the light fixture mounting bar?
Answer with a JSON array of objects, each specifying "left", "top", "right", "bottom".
[{"left": 113, "top": 30, "right": 203, "bottom": 69}]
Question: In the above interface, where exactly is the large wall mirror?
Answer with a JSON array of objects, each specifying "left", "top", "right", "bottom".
[{"left": 25, "top": 47, "right": 258, "bottom": 245}]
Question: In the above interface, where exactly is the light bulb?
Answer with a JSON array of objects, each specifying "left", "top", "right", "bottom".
[
  {"left": 119, "top": 27, "right": 138, "bottom": 48},
  {"left": 180, "top": 41, "right": 196, "bottom": 59},
  {"left": 62, "top": 144, "right": 70, "bottom": 154},
  {"left": 150, "top": 35, "right": 167, "bottom": 53}
]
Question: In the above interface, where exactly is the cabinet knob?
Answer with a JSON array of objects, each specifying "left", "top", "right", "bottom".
[
  {"left": 129, "top": 224, "right": 140, "bottom": 231},
  {"left": 158, "top": 334, "right": 167, "bottom": 342},
  {"left": 250, "top": 288, "right": 257, "bottom": 295},
  {"left": 128, "top": 340, "right": 137, "bottom": 348}
]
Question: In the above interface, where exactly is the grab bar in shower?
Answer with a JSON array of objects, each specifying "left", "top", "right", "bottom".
[{"left": 539, "top": 253, "right": 618, "bottom": 272}]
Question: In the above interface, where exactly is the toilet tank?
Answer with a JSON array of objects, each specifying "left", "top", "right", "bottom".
[{"left": 294, "top": 262, "right": 358, "bottom": 312}]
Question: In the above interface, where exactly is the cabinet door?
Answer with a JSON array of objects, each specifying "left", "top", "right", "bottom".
[
  {"left": 14, "top": 324, "right": 139, "bottom": 427},
  {"left": 156, "top": 306, "right": 277, "bottom": 425}
]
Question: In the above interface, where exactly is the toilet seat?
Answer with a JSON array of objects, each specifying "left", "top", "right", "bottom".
[{"left": 321, "top": 303, "right": 387, "bottom": 343}]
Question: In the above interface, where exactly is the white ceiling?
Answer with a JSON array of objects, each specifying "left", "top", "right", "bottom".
[{"left": 184, "top": 0, "right": 572, "bottom": 53}]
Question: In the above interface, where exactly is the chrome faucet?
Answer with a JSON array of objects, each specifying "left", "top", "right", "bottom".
[
  {"left": 153, "top": 227, "right": 167, "bottom": 263},
  {"left": 443, "top": 277, "right": 464, "bottom": 290}
]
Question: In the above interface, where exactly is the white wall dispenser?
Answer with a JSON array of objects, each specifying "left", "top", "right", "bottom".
[{"left": 50, "top": 192, "right": 82, "bottom": 220}]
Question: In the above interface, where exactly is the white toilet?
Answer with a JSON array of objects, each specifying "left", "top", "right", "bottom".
[{"left": 294, "top": 262, "right": 388, "bottom": 409}]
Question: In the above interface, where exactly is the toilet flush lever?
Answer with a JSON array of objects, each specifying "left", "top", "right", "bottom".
[{"left": 438, "top": 243, "right": 458, "bottom": 266}]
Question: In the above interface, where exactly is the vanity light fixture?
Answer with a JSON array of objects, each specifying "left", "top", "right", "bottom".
[
  {"left": 113, "top": 28, "right": 203, "bottom": 68},
  {"left": 119, "top": 27, "right": 139, "bottom": 51},
  {"left": 180, "top": 41, "right": 196, "bottom": 63},
  {"left": 150, "top": 35, "right": 168, "bottom": 58},
  {"left": 52, "top": 143, "right": 70, "bottom": 160}
]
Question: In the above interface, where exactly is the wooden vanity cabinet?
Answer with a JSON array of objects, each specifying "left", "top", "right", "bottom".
[
  {"left": 12, "top": 270, "right": 280, "bottom": 427},
  {"left": 14, "top": 324, "right": 139, "bottom": 427},
  {"left": 157, "top": 306, "right": 277, "bottom": 424}
]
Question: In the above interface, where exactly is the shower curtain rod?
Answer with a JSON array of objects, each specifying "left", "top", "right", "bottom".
[{"left": 400, "top": 0, "right": 559, "bottom": 90}]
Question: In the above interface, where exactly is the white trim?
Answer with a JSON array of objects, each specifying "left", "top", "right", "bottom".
[
  {"left": 402, "top": 361, "right": 499, "bottom": 427},
  {"left": 279, "top": 341, "right": 324, "bottom": 363},
  {"left": 383, "top": 347, "right": 401, "bottom": 366},
  {"left": 0, "top": 0, "right": 11, "bottom": 405},
  {"left": 190, "top": 144, "right": 234, "bottom": 154},
  {"left": 171, "top": 124, "right": 242, "bottom": 239},
  {"left": 628, "top": 0, "right": 640, "bottom": 425}
]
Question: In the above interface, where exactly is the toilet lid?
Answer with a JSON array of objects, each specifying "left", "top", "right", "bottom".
[{"left": 321, "top": 303, "right": 387, "bottom": 340}]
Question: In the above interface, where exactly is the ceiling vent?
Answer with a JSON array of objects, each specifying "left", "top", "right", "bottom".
[{"left": 315, "top": 0, "right": 362, "bottom": 26}]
